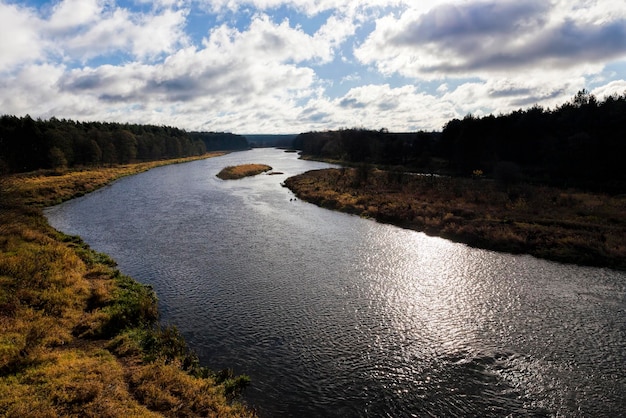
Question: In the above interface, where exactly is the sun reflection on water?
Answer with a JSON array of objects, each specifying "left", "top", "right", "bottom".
[{"left": 46, "top": 148, "right": 626, "bottom": 417}]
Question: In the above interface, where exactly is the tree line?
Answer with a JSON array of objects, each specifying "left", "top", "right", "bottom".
[
  {"left": 292, "top": 129, "right": 440, "bottom": 169},
  {"left": 293, "top": 90, "right": 626, "bottom": 193},
  {"left": 0, "top": 115, "right": 249, "bottom": 173}
]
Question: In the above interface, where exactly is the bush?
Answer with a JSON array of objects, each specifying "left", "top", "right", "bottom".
[{"left": 97, "top": 272, "right": 158, "bottom": 337}]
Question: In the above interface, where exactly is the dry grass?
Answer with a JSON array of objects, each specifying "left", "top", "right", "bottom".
[
  {"left": 285, "top": 168, "right": 626, "bottom": 269},
  {"left": 0, "top": 154, "right": 254, "bottom": 417},
  {"left": 4, "top": 153, "right": 225, "bottom": 207},
  {"left": 216, "top": 164, "right": 272, "bottom": 180}
]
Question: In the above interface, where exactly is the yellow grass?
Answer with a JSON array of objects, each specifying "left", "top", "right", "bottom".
[
  {"left": 0, "top": 153, "right": 254, "bottom": 417},
  {"left": 216, "top": 164, "right": 272, "bottom": 180},
  {"left": 285, "top": 168, "right": 626, "bottom": 269},
  {"left": 4, "top": 153, "right": 225, "bottom": 207}
]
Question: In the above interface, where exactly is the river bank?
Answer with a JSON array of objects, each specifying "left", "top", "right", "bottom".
[
  {"left": 0, "top": 154, "right": 254, "bottom": 417},
  {"left": 284, "top": 167, "right": 626, "bottom": 270}
]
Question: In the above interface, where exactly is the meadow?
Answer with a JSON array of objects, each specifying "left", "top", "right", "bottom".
[
  {"left": 0, "top": 154, "right": 254, "bottom": 417},
  {"left": 285, "top": 167, "right": 626, "bottom": 270}
]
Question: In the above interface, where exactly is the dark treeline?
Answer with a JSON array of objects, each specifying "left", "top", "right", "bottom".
[
  {"left": 244, "top": 134, "right": 298, "bottom": 148},
  {"left": 294, "top": 90, "right": 626, "bottom": 193},
  {"left": 293, "top": 129, "right": 441, "bottom": 170},
  {"left": 0, "top": 115, "right": 249, "bottom": 173},
  {"left": 188, "top": 131, "right": 249, "bottom": 152}
]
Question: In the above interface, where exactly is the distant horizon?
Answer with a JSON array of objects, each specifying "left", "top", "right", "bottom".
[{"left": 3, "top": 0, "right": 626, "bottom": 133}]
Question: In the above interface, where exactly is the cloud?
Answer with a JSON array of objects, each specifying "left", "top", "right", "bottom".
[
  {"left": 2, "top": 0, "right": 626, "bottom": 134},
  {"left": 19, "top": 13, "right": 333, "bottom": 131},
  {"left": 0, "top": 2, "right": 45, "bottom": 72},
  {"left": 355, "top": 0, "right": 626, "bottom": 78},
  {"left": 439, "top": 74, "right": 584, "bottom": 117},
  {"left": 47, "top": 0, "right": 102, "bottom": 31},
  {"left": 591, "top": 79, "right": 626, "bottom": 99},
  {"left": 298, "top": 84, "right": 457, "bottom": 131},
  {"left": 390, "top": 1, "right": 548, "bottom": 45},
  {"left": 198, "top": 0, "right": 410, "bottom": 17},
  {"left": 0, "top": 0, "right": 189, "bottom": 72},
  {"left": 53, "top": 5, "right": 189, "bottom": 61},
  {"left": 200, "top": 14, "right": 338, "bottom": 64}
]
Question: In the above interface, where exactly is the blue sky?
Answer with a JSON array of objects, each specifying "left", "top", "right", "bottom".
[{"left": 1, "top": 0, "right": 626, "bottom": 134}]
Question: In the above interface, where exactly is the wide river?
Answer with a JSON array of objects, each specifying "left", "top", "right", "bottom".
[{"left": 46, "top": 148, "right": 626, "bottom": 417}]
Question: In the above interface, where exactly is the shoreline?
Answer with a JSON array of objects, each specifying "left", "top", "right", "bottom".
[
  {"left": 284, "top": 167, "right": 626, "bottom": 270},
  {"left": 0, "top": 153, "right": 255, "bottom": 417}
]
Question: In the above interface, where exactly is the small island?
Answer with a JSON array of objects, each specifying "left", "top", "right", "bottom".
[{"left": 217, "top": 164, "right": 272, "bottom": 180}]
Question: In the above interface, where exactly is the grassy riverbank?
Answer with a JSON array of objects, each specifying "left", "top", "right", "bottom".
[
  {"left": 285, "top": 168, "right": 626, "bottom": 270},
  {"left": 0, "top": 154, "right": 254, "bottom": 417},
  {"left": 216, "top": 164, "right": 272, "bottom": 180}
]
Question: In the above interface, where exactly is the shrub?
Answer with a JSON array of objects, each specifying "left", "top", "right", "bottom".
[{"left": 97, "top": 272, "right": 158, "bottom": 337}]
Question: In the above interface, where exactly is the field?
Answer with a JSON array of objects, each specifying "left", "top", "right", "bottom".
[
  {"left": 0, "top": 154, "right": 254, "bottom": 417},
  {"left": 285, "top": 167, "right": 626, "bottom": 270}
]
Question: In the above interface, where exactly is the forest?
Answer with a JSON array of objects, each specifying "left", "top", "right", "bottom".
[
  {"left": 0, "top": 115, "right": 249, "bottom": 173},
  {"left": 293, "top": 90, "right": 626, "bottom": 193}
]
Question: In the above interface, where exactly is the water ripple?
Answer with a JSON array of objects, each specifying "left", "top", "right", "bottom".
[{"left": 45, "top": 149, "right": 626, "bottom": 417}]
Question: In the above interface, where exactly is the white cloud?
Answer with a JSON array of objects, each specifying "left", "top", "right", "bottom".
[
  {"left": 54, "top": 6, "right": 189, "bottom": 61},
  {"left": 293, "top": 84, "right": 457, "bottom": 131},
  {"left": 316, "top": 13, "right": 357, "bottom": 50},
  {"left": 0, "top": 63, "right": 69, "bottom": 116},
  {"left": 12, "top": 15, "right": 329, "bottom": 132},
  {"left": 47, "top": 0, "right": 102, "bottom": 31},
  {"left": 355, "top": 0, "right": 626, "bottom": 79},
  {"left": 0, "top": 0, "right": 189, "bottom": 73},
  {"left": 591, "top": 79, "right": 626, "bottom": 99},
  {"left": 349, "top": 0, "right": 626, "bottom": 125},
  {"left": 2, "top": 0, "right": 626, "bottom": 134},
  {"left": 201, "top": 14, "right": 334, "bottom": 63},
  {"left": 131, "top": 8, "right": 190, "bottom": 59},
  {"left": 0, "top": 2, "right": 45, "bottom": 72},
  {"left": 199, "top": 0, "right": 410, "bottom": 16}
]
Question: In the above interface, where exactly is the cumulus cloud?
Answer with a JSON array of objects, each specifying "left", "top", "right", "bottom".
[
  {"left": 11, "top": 12, "right": 338, "bottom": 132},
  {"left": 52, "top": 5, "right": 189, "bottom": 61},
  {"left": 2, "top": 0, "right": 626, "bottom": 133},
  {"left": 0, "top": 2, "right": 45, "bottom": 72},
  {"left": 591, "top": 79, "right": 626, "bottom": 99},
  {"left": 297, "top": 84, "right": 457, "bottom": 131},
  {"left": 47, "top": 0, "right": 102, "bottom": 31},
  {"left": 200, "top": 14, "right": 341, "bottom": 64},
  {"left": 0, "top": 0, "right": 188, "bottom": 71},
  {"left": 439, "top": 76, "right": 581, "bottom": 117},
  {"left": 355, "top": 0, "right": 626, "bottom": 78}
]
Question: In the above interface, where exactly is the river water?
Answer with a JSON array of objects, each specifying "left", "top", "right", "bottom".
[{"left": 45, "top": 148, "right": 626, "bottom": 417}]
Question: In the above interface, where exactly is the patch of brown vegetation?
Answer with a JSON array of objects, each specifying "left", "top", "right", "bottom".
[
  {"left": 3, "top": 153, "right": 225, "bottom": 207},
  {"left": 285, "top": 168, "right": 626, "bottom": 269},
  {"left": 216, "top": 164, "right": 272, "bottom": 180}
]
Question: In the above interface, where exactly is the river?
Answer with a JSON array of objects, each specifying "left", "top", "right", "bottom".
[{"left": 45, "top": 148, "right": 626, "bottom": 417}]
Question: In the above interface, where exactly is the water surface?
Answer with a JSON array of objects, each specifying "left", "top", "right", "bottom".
[{"left": 46, "top": 148, "right": 626, "bottom": 417}]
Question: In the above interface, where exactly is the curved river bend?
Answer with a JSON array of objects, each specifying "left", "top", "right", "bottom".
[{"left": 46, "top": 148, "right": 626, "bottom": 417}]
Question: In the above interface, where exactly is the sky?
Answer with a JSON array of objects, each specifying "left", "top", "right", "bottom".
[{"left": 1, "top": 0, "right": 626, "bottom": 134}]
